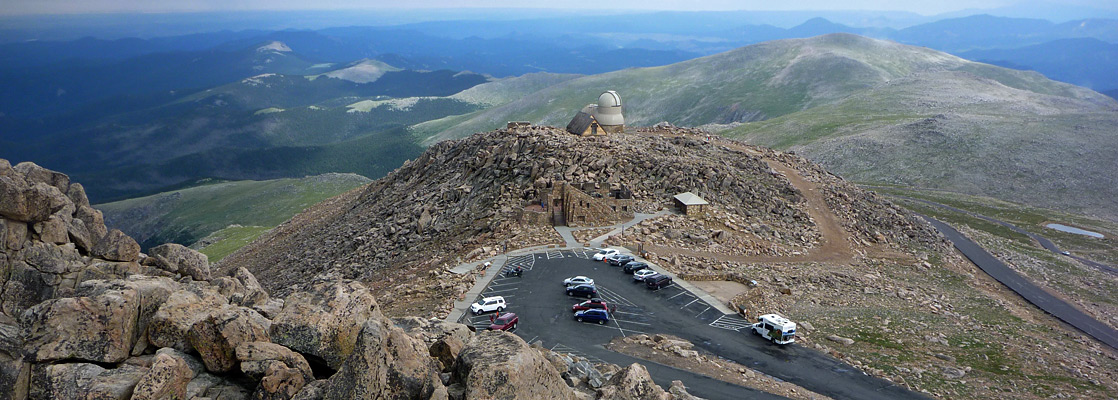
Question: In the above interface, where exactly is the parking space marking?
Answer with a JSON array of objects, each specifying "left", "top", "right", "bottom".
[
  {"left": 487, "top": 281, "right": 520, "bottom": 287},
  {"left": 545, "top": 250, "right": 565, "bottom": 259},
  {"left": 597, "top": 286, "right": 638, "bottom": 307},
  {"left": 612, "top": 310, "right": 643, "bottom": 316},
  {"left": 695, "top": 306, "right": 712, "bottom": 318},
  {"left": 681, "top": 298, "right": 700, "bottom": 309},
  {"left": 613, "top": 318, "right": 651, "bottom": 326},
  {"left": 709, "top": 314, "right": 753, "bottom": 331},
  {"left": 667, "top": 291, "right": 690, "bottom": 300},
  {"left": 483, "top": 287, "right": 519, "bottom": 294}
]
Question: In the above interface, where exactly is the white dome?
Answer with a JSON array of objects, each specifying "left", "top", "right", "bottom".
[{"left": 598, "top": 91, "right": 621, "bottom": 108}]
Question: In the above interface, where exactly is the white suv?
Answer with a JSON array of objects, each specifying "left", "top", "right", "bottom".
[
  {"left": 470, "top": 296, "right": 506, "bottom": 315},
  {"left": 592, "top": 248, "right": 620, "bottom": 261}
]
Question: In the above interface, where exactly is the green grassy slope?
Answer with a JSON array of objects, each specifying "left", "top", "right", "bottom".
[
  {"left": 97, "top": 173, "right": 371, "bottom": 253},
  {"left": 415, "top": 33, "right": 1118, "bottom": 219},
  {"left": 721, "top": 70, "right": 1118, "bottom": 219}
]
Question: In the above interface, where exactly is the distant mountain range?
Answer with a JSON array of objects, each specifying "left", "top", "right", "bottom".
[{"left": 2, "top": 12, "right": 1116, "bottom": 210}]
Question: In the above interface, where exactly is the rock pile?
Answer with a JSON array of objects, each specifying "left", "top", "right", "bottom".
[
  {"left": 0, "top": 159, "right": 707, "bottom": 400},
  {"left": 220, "top": 127, "right": 835, "bottom": 313}
]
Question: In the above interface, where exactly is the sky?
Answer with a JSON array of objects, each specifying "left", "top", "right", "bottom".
[{"left": 2, "top": 0, "right": 1114, "bottom": 17}]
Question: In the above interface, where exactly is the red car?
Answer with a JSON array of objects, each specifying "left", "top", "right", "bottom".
[
  {"left": 572, "top": 298, "right": 609, "bottom": 313},
  {"left": 488, "top": 312, "right": 518, "bottom": 331}
]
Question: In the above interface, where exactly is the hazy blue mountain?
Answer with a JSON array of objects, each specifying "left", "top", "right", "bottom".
[
  {"left": 891, "top": 14, "right": 1118, "bottom": 51},
  {"left": 0, "top": 40, "right": 321, "bottom": 119},
  {"left": 960, "top": 38, "right": 1118, "bottom": 93}
]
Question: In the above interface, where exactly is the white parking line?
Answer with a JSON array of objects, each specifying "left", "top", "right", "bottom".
[
  {"left": 681, "top": 298, "right": 700, "bottom": 309},
  {"left": 612, "top": 310, "right": 643, "bottom": 316},
  {"left": 487, "top": 281, "right": 520, "bottom": 287},
  {"left": 483, "top": 287, "right": 519, "bottom": 293},
  {"left": 667, "top": 291, "right": 690, "bottom": 300},
  {"left": 613, "top": 319, "right": 651, "bottom": 326}
]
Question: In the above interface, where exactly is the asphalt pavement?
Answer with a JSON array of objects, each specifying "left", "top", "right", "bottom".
[
  {"left": 889, "top": 195, "right": 1116, "bottom": 275},
  {"left": 460, "top": 250, "right": 931, "bottom": 400},
  {"left": 921, "top": 216, "right": 1118, "bottom": 349}
]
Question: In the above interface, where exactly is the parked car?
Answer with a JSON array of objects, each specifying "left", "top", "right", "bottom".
[
  {"left": 623, "top": 262, "right": 649, "bottom": 274},
  {"left": 563, "top": 276, "right": 595, "bottom": 287},
  {"left": 566, "top": 284, "right": 598, "bottom": 298},
  {"left": 572, "top": 298, "right": 609, "bottom": 312},
  {"left": 607, "top": 254, "right": 635, "bottom": 267},
  {"left": 633, "top": 269, "right": 658, "bottom": 282},
  {"left": 470, "top": 296, "right": 506, "bottom": 315},
  {"left": 574, "top": 309, "right": 610, "bottom": 324},
  {"left": 646, "top": 275, "right": 673, "bottom": 289},
  {"left": 592, "top": 248, "right": 620, "bottom": 261},
  {"left": 488, "top": 312, "right": 519, "bottom": 331}
]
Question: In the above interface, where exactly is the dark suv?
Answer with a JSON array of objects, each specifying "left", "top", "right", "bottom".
[
  {"left": 623, "top": 262, "right": 649, "bottom": 274},
  {"left": 646, "top": 275, "right": 673, "bottom": 289},
  {"left": 566, "top": 284, "right": 598, "bottom": 298},
  {"left": 608, "top": 254, "right": 635, "bottom": 267}
]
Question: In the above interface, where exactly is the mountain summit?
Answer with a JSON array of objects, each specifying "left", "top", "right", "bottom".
[{"left": 415, "top": 33, "right": 1118, "bottom": 219}]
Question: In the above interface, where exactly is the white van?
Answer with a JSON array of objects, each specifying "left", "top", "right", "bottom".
[{"left": 751, "top": 313, "right": 797, "bottom": 345}]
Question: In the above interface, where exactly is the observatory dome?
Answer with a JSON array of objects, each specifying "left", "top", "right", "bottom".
[{"left": 594, "top": 90, "right": 624, "bottom": 126}]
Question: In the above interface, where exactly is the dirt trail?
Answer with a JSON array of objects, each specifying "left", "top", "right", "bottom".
[{"left": 640, "top": 132, "right": 855, "bottom": 265}]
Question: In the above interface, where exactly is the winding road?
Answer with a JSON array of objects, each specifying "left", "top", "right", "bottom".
[{"left": 875, "top": 195, "right": 1118, "bottom": 349}]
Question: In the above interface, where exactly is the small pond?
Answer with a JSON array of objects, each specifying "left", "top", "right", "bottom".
[{"left": 1045, "top": 223, "right": 1105, "bottom": 239}]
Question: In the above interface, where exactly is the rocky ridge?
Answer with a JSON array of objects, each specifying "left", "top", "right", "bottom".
[
  {"left": 221, "top": 126, "right": 936, "bottom": 318},
  {"left": 0, "top": 160, "right": 706, "bottom": 400}
]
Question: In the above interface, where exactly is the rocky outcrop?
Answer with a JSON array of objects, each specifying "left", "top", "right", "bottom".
[
  {"left": 187, "top": 305, "right": 271, "bottom": 373},
  {"left": 131, "top": 352, "right": 193, "bottom": 400},
  {"left": 455, "top": 331, "right": 578, "bottom": 400},
  {"left": 269, "top": 278, "right": 382, "bottom": 370},
  {"left": 147, "top": 243, "right": 211, "bottom": 281},
  {"left": 597, "top": 363, "right": 670, "bottom": 400},
  {"left": 20, "top": 280, "right": 140, "bottom": 364},
  {"left": 0, "top": 159, "right": 721, "bottom": 400}
]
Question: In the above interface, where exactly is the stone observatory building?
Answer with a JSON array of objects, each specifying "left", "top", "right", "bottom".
[{"left": 566, "top": 90, "right": 625, "bottom": 136}]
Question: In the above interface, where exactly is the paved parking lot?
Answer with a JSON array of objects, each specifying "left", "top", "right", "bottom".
[{"left": 458, "top": 250, "right": 928, "bottom": 400}]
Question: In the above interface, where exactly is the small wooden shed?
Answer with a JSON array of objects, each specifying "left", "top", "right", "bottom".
[{"left": 673, "top": 192, "right": 709, "bottom": 216}]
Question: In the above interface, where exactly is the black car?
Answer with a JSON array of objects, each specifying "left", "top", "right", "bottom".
[
  {"left": 566, "top": 284, "right": 598, "bottom": 298},
  {"left": 608, "top": 254, "right": 635, "bottom": 267},
  {"left": 646, "top": 275, "right": 673, "bottom": 289},
  {"left": 623, "top": 262, "right": 649, "bottom": 274}
]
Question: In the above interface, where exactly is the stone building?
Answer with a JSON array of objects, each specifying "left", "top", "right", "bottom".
[
  {"left": 566, "top": 91, "right": 625, "bottom": 136},
  {"left": 673, "top": 192, "right": 709, "bottom": 216},
  {"left": 539, "top": 181, "right": 634, "bottom": 227}
]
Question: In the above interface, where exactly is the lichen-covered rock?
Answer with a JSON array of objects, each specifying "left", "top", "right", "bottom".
[
  {"left": 32, "top": 216, "right": 67, "bottom": 245},
  {"left": 148, "top": 243, "right": 211, "bottom": 281},
  {"left": 596, "top": 363, "right": 670, "bottom": 400},
  {"left": 393, "top": 317, "right": 473, "bottom": 346},
  {"left": 74, "top": 204, "right": 106, "bottom": 249},
  {"left": 270, "top": 280, "right": 382, "bottom": 370},
  {"left": 254, "top": 364, "right": 306, "bottom": 400},
  {"left": 92, "top": 229, "right": 140, "bottom": 263},
  {"left": 291, "top": 379, "right": 327, "bottom": 400},
  {"left": 428, "top": 336, "right": 464, "bottom": 373},
  {"left": 322, "top": 319, "right": 443, "bottom": 400},
  {"left": 1, "top": 261, "right": 55, "bottom": 317},
  {"left": 12, "top": 162, "right": 69, "bottom": 193},
  {"left": 2, "top": 218, "right": 28, "bottom": 252},
  {"left": 149, "top": 286, "right": 230, "bottom": 352},
  {"left": 235, "top": 341, "right": 312, "bottom": 382},
  {"left": 131, "top": 352, "right": 194, "bottom": 400},
  {"left": 20, "top": 280, "right": 139, "bottom": 363},
  {"left": 188, "top": 305, "right": 271, "bottom": 373},
  {"left": 29, "top": 362, "right": 147, "bottom": 400},
  {"left": 0, "top": 320, "right": 29, "bottom": 400},
  {"left": 455, "top": 331, "right": 577, "bottom": 400},
  {"left": 126, "top": 276, "right": 180, "bottom": 356}
]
